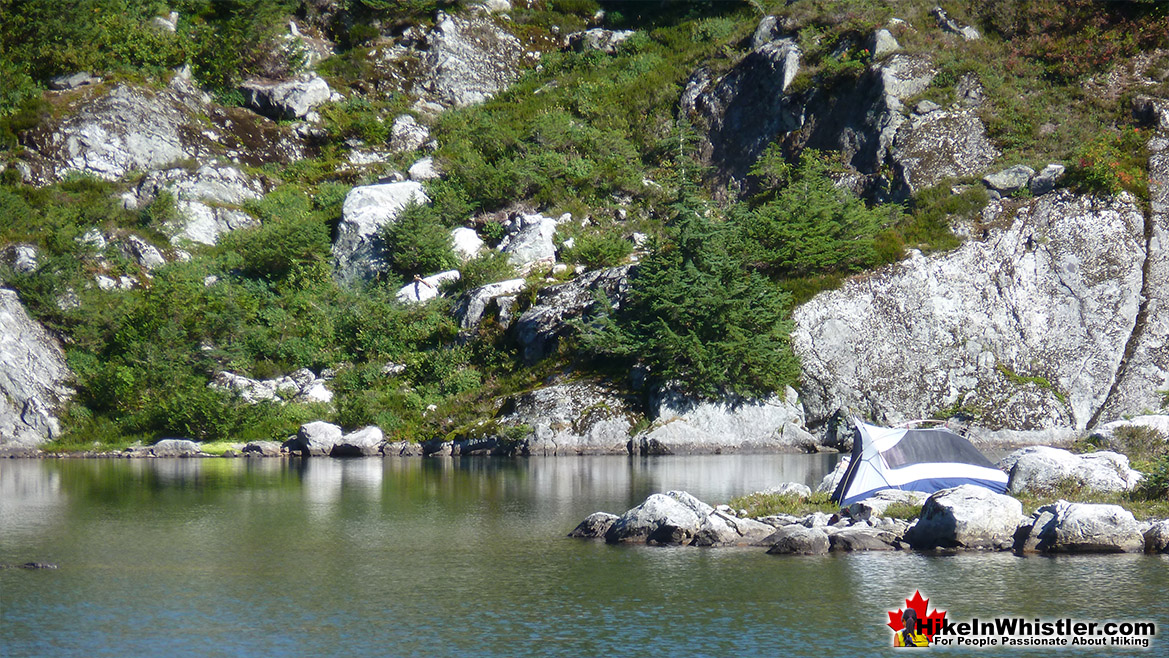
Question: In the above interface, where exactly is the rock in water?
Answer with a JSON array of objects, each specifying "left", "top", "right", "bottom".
[
  {"left": 569, "top": 512, "right": 619, "bottom": 539},
  {"left": 763, "top": 525, "right": 830, "bottom": 555},
  {"left": 604, "top": 491, "right": 713, "bottom": 545},
  {"left": 285, "top": 421, "right": 343, "bottom": 456},
  {"left": 0, "top": 290, "right": 73, "bottom": 446},
  {"left": 331, "top": 426, "right": 385, "bottom": 456},
  {"left": 1016, "top": 501, "right": 1144, "bottom": 553},
  {"left": 906, "top": 485, "right": 1022, "bottom": 550}
]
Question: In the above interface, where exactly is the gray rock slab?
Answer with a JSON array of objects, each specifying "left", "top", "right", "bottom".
[
  {"left": 331, "top": 426, "right": 385, "bottom": 457},
  {"left": 0, "top": 290, "right": 73, "bottom": 446},
  {"left": 1001, "top": 446, "right": 1141, "bottom": 494},
  {"left": 240, "top": 73, "right": 331, "bottom": 120}
]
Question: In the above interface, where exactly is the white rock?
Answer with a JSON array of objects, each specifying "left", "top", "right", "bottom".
[
  {"left": 499, "top": 213, "right": 557, "bottom": 269},
  {"left": 0, "top": 290, "right": 73, "bottom": 445},
  {"left": 390, "top": 115, "right": 430, "bottom": 153},
  {"left": 907, "top": 484, "right": 1023, "bottom": 550},
  {"left": 408, "top": 156, "right": 441, "bottom": 181},
  {"left": 396, "top": 270, "right": 460, "bottom": 304},
  {"left": 240, "top": 73, "right": 331, "bottom": 120},
  {"left": 1001, "top": 446, "right": 1142, "bottom": 494},
  {"left": 333, "top": 181, "right": 429, "bottom": 284},
  {"left": 453, "top": 278, "right": 526, "bottom": 329}
]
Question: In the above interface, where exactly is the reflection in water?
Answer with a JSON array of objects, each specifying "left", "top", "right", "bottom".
[{"left": 1, "top": 455, "right": 1165, "bottom": 658}]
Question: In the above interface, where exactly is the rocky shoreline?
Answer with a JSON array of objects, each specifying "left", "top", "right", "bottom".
[{"left": 570, "top": 486, "right": 1169, "bottom": 556}]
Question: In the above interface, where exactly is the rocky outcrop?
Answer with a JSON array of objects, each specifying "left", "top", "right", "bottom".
[
  {"left": 453, "top": 278, "right": 526, "bottom": 330},
  {"left": 905, "top": 485, "right": 1023, "bottom": 550},
  {"left": 794, "top": 191, "right": 1149, "bottom": 436},
  {"left": 450, "top": 227, "right": 484, "bottom": 262},
  {"left": 1000, "top": 446, "right": 1142, "bottom": 495},
  {"left": 1014, "top": 501, "right": 1145, "bottom": 553},
  {"left": 240, "top": 73, "right": 331, "bottom": 120},
  {"left": 0, "top": 290, "right": 73, "bottom": 446},
  {"left": 604, "top": 491, "right": 713, "bottom": 545},
  {"left": 210, "top": 369, "right": 333, "bottom": 405},
  {"left": 131, "top": 164, "right": 264, "bottom": 246},
  {"left": 416, "top": 12, "right": 525, "bottom": 107},
  {"left": 496, "top": 380, "right": 639, "bottom": 455},
  {"left": 498, "top": 213, "right": 558, "bottom": 270},
  {"left": 512, "top": 264, "right": 633, "bottom": 363},
  {"left": 332, "top": 181, "right": 429, "bottom": 284},
  {"left": 568, "top": 29, "right": 634, "bottom": 54},
  {"left": 692, "top": 512, "right": 777, "bottom": 547},
  {"left": 242, "top": 440, "right": 283, "bottom": 457},
  {"left": 632, "top": 385, "right": 817, "bottom": 454},
  {"left": 1, "top": 245, "right": 38, "bottom": 273}
]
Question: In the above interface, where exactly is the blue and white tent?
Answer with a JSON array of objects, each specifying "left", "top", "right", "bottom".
[{"left": 830, "top": 422, "right": 1009, "bottom": 507}]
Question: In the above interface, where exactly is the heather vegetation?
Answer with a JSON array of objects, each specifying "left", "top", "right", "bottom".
[{"left": 1, "top": 0, "right": 1166, "bottom": 450}]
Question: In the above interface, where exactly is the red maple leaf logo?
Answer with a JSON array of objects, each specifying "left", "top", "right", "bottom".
[{"left": 887, "top": 590, "right": 947, "bottom": 641}]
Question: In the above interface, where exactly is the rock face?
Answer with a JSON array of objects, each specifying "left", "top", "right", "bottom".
[
  {"left": 22, "top": 84, "right": 200, "bottom": 182},
  {"left": 417, "top": 12, "right": 524, "bottom": 107},
  {"left": 684, "top": 20, "right": 997, "bottom": 198},
  {"left": 905, "top": 485, "right": 1023, "bottom": 550},
  {"left": 1015, "top": 501, "right": 1144, "bottom": 553},
  {"left": 632, "top": 386, "right": 817, "bottom": 455},
  {"left": 210, "top": 368, "right": 333, "bottom": 405},
  {"left": 240, "top": 73, "right": 331, "bottom": 120},
  {"left": 794, "top": 191, "right": 1150, "bottom": 435},
  {"left": 1000, "top": 446, "right": 1142, "bottom": 495},
  {"left": 512, "top": 264, "right": 633, "bottom": 363},
  {"left": 133, "top": 164, "right": 264, "bottom": 246},
  {"left": 332, "top": 181, "right": 429, "bottom": 284},
  {"left": 605, "top": 491, "right": 713, "bottom": 545},
  {"left": 0, "top": 290, "right": 73, "bottom": 446},
  {"left": 496, "top": 380, "right": 638, "bottom": 455}
]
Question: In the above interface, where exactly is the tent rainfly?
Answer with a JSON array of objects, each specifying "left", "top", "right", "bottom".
[{"left": 830, "top": 422, "right": 1009, "bottom": 507}]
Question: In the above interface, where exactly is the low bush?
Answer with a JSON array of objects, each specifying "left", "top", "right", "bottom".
[{"left": 380, "top": 202, "right": 457, "bottom": 281}]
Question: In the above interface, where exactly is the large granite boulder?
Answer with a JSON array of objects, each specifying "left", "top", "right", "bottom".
[
  {"left": 284, "top": 421, "right": 343, "bottom": 456},
  {"left": 240, "top": 73, "right": 331, "bottom": 120},
  {"left": 828, "top": 527, "right": 900, "bottom": 552},
  {"left": 604, "top": 491, "right": 714, "bottom": 545},
  {"left": 496, "top": 380, "right": 638, "bottom": 455},
  {"left": 0, "top": 290, "right": 73, "bottom": 446},
  {"left": 132, "top": 164, "right": 264, "bottom": 246},
  {"left": 498, "top": 213, "right": 557, "bottom": 270},
  {"left": 416, "top": 12, "right": 524, "bottom": 107},
  {"left": 905, "top": 485, "right": 1023, "bottom": 550},
  {"left": 331, "top": 426, "right": 385, "bottom": 456},
  {"left": 794, "top": 191, "right": 1150, "bottom": 437},
  {"left": 1000, "top": 446, "right": 1142, "bottom": 495},
  {"left": 396, "top": 270, "right": 461, "bottom": 304},
  {"left": 1015, "top": 501, "right": 1145, "bottom": 553},
  {"left": 150, "top": 438, "right": 201, "bottom": 457},
  {"left": 511, "top": 264, "right": 633, "bottom": 363},
  {"left": 632, "top": 385, "right": 817, "bottom": 454},
  {"left": 332, "top": 181, "right": 429, "bottom": 284}
]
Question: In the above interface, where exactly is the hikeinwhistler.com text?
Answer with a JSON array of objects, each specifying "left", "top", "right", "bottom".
[{"left": 923, "top": 617, "right": 1157, "bottom": 649}]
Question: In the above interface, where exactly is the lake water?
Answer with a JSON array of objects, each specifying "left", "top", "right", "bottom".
[{"left": 1, "top": 456, "right": 1166, "bottom": 657}]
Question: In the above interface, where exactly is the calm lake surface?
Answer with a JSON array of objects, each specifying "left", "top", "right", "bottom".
[{"left": 1, "top": 455, "right": 1166, "bottom": 657}]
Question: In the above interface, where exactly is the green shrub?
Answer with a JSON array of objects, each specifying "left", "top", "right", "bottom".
[
  {"left": 451, "top": 250, "right": 516, "bottom": 293},
  {"left": 1066, "top": 127, "right": 1149, "bottom": 199},
  {"left": 380, "top": 202, "right": 457, "bottom": 280},
  {"left": 217, "top": 189, "right": 331, "bottom": 281},
  {"left": 561, "top": 229, "right": 632, "bottom": 268}
]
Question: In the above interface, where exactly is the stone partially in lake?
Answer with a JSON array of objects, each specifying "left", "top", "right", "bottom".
[
  {"left": 692, "top": 511, "right": 776, "bottom": 547},
  {"left": 242, "top": 441, "right": 283, "bottom": 457},
  {"left": 151, "top": 439, "right": 200, "bottom": 457},
  {"left": 1001, "top": 446, "right": 1141, "bottom": 495},
  {"left": 1025, "top": 501, "right": 1145, "bottom": 554},
  {"left": 569, "top": 512, "right": 618, "bottom": 539},
  {"left": 286, "top": 421, "right": 343, "bottom": 456},
  {"left": 1144, "top": 520, "right": 1169, "bottom": 553},
  {"left": 906, "top": 485, "right": 1023, "bottom": 550},
  {"left": 604, "top": 491, "right": 713, "bottom": 545},
  {"left": 828, "top": 527, "right": 899, "bottom": 552},
  {"left": 763, "top": 525, "right": 830, "bottom": 555},
  {"left": 331, "top": 426, "right": 384, "bottom": 457}
]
